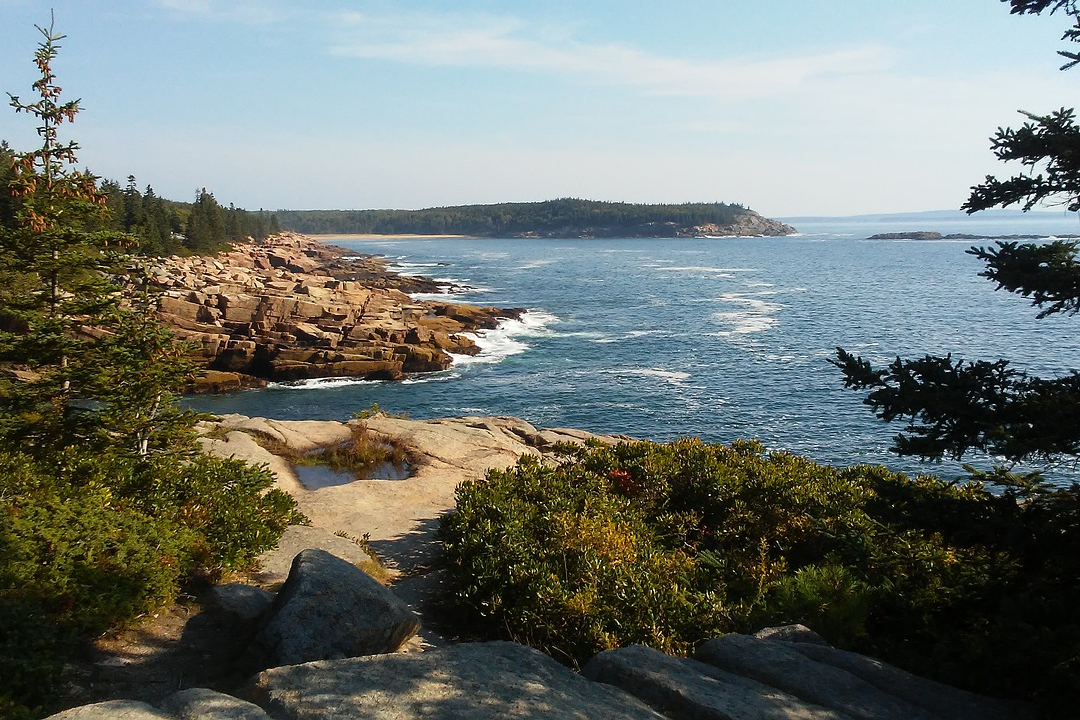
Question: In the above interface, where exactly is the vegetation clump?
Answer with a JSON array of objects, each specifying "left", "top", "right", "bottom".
[{"left": 439, "top": 438, "right": 1079, "bottom": 711}]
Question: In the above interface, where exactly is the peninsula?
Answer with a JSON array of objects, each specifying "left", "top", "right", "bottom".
[{"left": 274, "top": 198, "right": 796, "bottom": 238}]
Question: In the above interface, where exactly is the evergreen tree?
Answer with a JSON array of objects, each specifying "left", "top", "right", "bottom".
[
  {"left": 0, "top": 141, "right": 18, "bottom": 230},
  {"left": 184, "top": 187, "right": 225, "bottom": 252},
  {"left": 0, "top": 21, "right": 188, "bottom": 456},
  {"left": 833, "top": 0, "right": 1080, "bottom": 474}
]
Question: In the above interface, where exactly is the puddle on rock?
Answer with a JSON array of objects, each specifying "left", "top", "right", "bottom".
[{"left": 294, "top": 459, "right": 413, "bottom": 490}]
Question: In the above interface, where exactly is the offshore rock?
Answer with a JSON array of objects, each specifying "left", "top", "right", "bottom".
[{"left": 129, "top": 233, "right": 522, "bottom": 386}]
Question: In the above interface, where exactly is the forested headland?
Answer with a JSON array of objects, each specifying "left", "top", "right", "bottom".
[{"left": 273, "top": 198, "right": 794, "bottom": 237}]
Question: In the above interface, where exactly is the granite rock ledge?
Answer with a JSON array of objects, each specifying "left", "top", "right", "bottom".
[{"left": 126, "top": 233, "right": 523, "bottom": 388}]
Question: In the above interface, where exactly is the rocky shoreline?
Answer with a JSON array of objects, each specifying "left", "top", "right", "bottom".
[{"left": 129, "top": 233, "right": 523, "bottom": 391}]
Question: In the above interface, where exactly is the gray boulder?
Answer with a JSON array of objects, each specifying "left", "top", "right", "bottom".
[
  {"left": 752, "top": 624, "right": 828, "bottom": 646},
  {"left": 695, "top": 635, "right": 936, "bottom": 720},
  {"left": 786, "top": 642, "right": 1034, "bottom": 720},
  {"left": 240, "top": 548, "right": 419, "bottom": 673},
  {"left": 158, "top": 689, "right": 272, "bottom": 720},
  {"left": 245, "top": 640, "right": 664, "bottom": 719},
  {"left": 44, "top": 701, "right": 172, "bottom": 720},
  {"left": 582, "top": 644, "right": 849, "bottom": 720},
  {"left": 210, "top": 584, "right": 275, "bottom": 627}
]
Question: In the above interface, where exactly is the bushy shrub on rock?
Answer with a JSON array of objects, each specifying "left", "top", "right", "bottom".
[
  {"left": 439, "top": 438, "right": 1079, "bottom": 709},
  {"left": 0, "top": 448, "right": 306, "bottom": 718}
]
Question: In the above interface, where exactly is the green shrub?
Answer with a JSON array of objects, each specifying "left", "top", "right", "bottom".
[
  {"left": 439, "top": 438, "right": 1080, "bottom": 710},
  {"left": 0, "top": 448, "right": 306, "bottom": 717}
]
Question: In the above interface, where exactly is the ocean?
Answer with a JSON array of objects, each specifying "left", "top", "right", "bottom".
[{"left": 186, "top": 215, "right": 1080, "bottom": 484}]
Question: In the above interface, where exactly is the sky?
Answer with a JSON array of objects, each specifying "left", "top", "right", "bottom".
[{"left": 0, "top": 1, "right": 1077, "bottom": 217}]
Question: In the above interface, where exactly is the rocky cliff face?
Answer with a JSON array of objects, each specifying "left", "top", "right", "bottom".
[
  {"left": 688, "top": 211, "right": 796, "bottom": 237},
  {"left": 130, "top": 233, "right": 521, "bottom": 389}
]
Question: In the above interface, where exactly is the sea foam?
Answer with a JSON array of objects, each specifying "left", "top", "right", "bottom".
[{"left": 451, "top": 309, "right": 559, "bottom": 366}]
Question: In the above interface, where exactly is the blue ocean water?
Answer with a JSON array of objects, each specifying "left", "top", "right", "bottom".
[{"left": 187, "top": 217, "right": 1080, "bottom": 483}]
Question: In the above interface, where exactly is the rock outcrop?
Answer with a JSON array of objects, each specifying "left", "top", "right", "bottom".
[
  {"left": 244, "top": 641, "right": 665, "bottom": 720},
  {"left": 129, "top": 233, "right": 522, "bottom": 387},
  {"left": 584, "top": 633, "right": 1031, "bottom": 720},
  {"left": 687, "top": 212, "right": 796, "bottom": 237}
]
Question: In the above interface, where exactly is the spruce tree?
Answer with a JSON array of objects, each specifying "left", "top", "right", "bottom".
[
  {"left": 834, "top": 0, "right": 1080, "bottom": 476},
  {"left": 0, "top": 20, "right": 191, "bottom": 456}
]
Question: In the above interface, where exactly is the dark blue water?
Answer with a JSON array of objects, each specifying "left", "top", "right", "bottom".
[{"left": 187, "top": 218, "right": 1080, "bottom": 482}]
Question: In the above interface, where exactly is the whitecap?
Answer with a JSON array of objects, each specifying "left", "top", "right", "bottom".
[
  {"left": 590, "top": 329, "right": 667, "bottom": 344},
  {"left": 267, "top": 377, "right": 378, "bottom": 391},
  {"left": 598, "top": 368, "right": 691, "bottom": 386},
  {"left": 451, "top": 309, "right": 559, "bottom": 366},
  {"left": 663, "top": 266, "right": 758, "bottom": 274},
  {"left": 401, "top": 371, "right": 461, "bottom": 385},
  {"left": 711, "top": 292, "right": 782, "bottom": 336},
  {"left": 516, "top": 259, "right": 558, "bottom": 269}
]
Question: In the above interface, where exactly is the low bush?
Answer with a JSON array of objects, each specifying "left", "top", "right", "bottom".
[
  {"left": 0, "top": 448, "right": 306, "bottom": 717},
  {"left": 439, "top": 438, "right": 1080, "bottom": 711}
]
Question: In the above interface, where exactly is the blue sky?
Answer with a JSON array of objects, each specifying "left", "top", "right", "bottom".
[{"left": 0, "top": 1, "right": 1076, "bottom": 216}]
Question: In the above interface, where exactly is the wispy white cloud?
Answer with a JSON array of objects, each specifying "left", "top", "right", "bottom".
[
  {"left": 325, "top": 12, "right": 894, "bottom": 100},
  {"left": 153, "top": 0, "right": 288, "bottom": 25}
]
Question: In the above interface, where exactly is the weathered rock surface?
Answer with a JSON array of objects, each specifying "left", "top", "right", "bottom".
[
  {"left": 784, "top": 642, "right": 1033, "bottom": 720},
  {"left": 751, "top": 624, "right": 828, "bottom": 646},
  {"left": 693, "top": 634, "right": 1030, "bottom": 720},
  {"left": 45, "top": 701, "right": 174, "bottom": 720},
  {"left": 689, "top": 212, "right": 796, "bottom": 237},
  {"left": 128, "top": 233, "right": 523, "bottom": 385},
  {"left": 45, "top": 691, "right": 272, "bottom": 720},
  {"left": 157, "top": 689, "right": 273, "bottom": 720},
  {"left": 694, "top": 634, "right": 936, "bottom": 720},
  {"left": 583, "top": 644, "right": 847, "bottom": 720},
  {"left": 585, "top": 634, "right": 1031, "bottom": 720},
  {"left": 240, "top": 549, "right": 420, "bottom": 673},
  {"left": 244, "top": 641, "right": 665, "bottom": 720}
]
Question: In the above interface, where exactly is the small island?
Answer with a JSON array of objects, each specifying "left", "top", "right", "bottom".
[{"left": 273, "top": 198, "right": 796, "bottom": 238}]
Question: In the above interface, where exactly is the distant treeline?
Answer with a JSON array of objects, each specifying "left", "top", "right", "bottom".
[
  {"left": 274, "top": 198, "right": 752, "bottom": 236},
  {"left": 1, "top": 142, "right": 280, "bottom": 256}
]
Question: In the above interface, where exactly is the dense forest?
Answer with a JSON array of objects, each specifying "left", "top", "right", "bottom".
[
  {"left": 0, "top": 141, "right": 279, "bottom": 255},
  {"left": 274, "top": 198, "right": 756, "bottom": 236}
]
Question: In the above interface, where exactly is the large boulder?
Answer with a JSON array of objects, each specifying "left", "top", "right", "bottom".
[
  {"left": 244, "top": 641, "right": 664, "bottom": 719},
  {"left": 240, "top": 549, "right": 419, "bottom": 673},
  {"left": 784, "top": 641, "right": 1033, "bottom": 720},
  {"left": 44, "top": 702, "right": 172, "bottom": 720},
  {"left": 583, "top": 644, "right": 847, "bottom": 720},
  {"left": 157, "top": 689, "right": 272, "bottom": 720}
]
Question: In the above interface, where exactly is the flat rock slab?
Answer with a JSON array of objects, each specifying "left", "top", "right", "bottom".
[
  {"left": 245, "top": 640, "right": 664, "bottom": 720},
  {"left": 784, "top": 642, "right": 1033, "bottom": 720},
  {"left": 582, "top": 644, "right": 849, "bottom": 720},
  {"left": 158, "top": 688, "right": 273, "bottom": 720},
  {"left": 45, "top": 701, "right": 173, "bottom": 720},
  {"left": 695, "top": 635, "right": 936, "bottom": 720}
]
